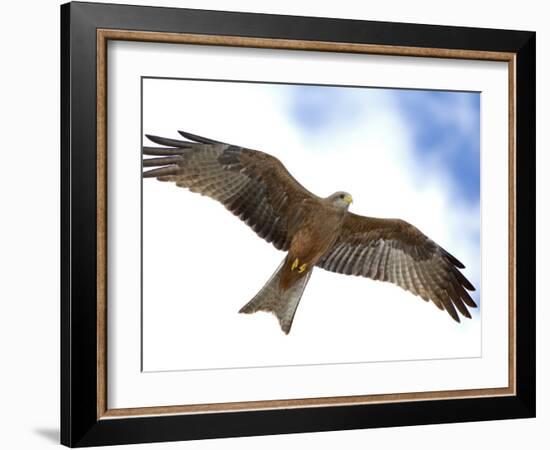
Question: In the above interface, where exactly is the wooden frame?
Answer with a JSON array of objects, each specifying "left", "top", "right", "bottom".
[{"left": 61, "top": 1, "right": 535, "bottom": 447}]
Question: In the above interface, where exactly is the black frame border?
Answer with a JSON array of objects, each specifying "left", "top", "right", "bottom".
[{"left": 61, "top": 2, "right": 535, "bottom": 447}]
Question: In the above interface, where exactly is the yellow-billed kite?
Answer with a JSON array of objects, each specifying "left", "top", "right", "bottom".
[{"left": 143, "top": 131, "right": 476, "bottom": 334}]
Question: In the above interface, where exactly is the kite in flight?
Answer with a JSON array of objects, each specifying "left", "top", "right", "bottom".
[{"left": 143, "top": 130, "right": 476, "bottom": 334}]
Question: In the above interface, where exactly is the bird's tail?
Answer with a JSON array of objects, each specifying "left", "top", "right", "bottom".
[{"left": 239, "top": 258, "right": 312, "bottom": 334}]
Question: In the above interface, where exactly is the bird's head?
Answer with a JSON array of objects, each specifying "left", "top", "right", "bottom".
[{"left": 327, "top": 191, "right": 353, "bottom": 210}]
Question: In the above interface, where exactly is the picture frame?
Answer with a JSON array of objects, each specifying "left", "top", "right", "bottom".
[{"left": 60, "top": 1, "right": 535, "bottom": 447}]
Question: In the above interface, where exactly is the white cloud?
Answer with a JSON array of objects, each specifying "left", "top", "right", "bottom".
[{"left": 142, "top": 79, "right": 480, "bottom": 372}]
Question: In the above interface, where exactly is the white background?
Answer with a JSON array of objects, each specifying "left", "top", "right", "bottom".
[{"left": 0, "top": 0, "right": 546, "bottom": 449}]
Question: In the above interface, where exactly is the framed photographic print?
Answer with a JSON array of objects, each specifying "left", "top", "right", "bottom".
[{"left": 60, "top": 1, "right": 536, "bottom": 447}]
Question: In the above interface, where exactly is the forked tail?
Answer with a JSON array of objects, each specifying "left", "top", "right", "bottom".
[{"left": 239, "top": 258, "right": 312, "bottom": 334}]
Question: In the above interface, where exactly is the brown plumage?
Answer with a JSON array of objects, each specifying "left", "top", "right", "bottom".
[{"left": 143, "top": 130, "right": 477, "bottom": 333}]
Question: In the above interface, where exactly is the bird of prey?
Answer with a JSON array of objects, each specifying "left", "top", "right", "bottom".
[{"left": 143, "top": 130, "right": 476, "bottom": 334}]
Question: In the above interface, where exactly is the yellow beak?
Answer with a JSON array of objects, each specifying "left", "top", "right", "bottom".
[{"left": 344, "top": 194, "right": 353, "bottom": 205}]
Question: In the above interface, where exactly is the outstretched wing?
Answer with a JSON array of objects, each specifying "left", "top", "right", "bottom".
[
  {"left": 316, "top": 213, "right": 476, "bottom": 322},
  {"left": 143, "top": 130, "right": 318, "bottom": 251}
]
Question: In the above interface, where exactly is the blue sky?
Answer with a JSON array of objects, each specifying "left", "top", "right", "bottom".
[
  {"left": 288, "top": 84, "right": 480, "bottom": 204},
  {"left": 394, "top": 90, "right": 480, "bottom": 202}
]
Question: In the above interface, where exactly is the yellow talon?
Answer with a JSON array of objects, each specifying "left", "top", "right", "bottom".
[
  {"left": 298, "top": 263, "right": 307, "bottom": 273},
  {"left": 291, "top": 258, "right": 299, "bottom": 271}
]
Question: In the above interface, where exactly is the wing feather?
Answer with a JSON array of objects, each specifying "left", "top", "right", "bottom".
[
  {"left": 317, "top": 213, "right": 477, "bottom": 321},
  {"left": 143, "top": 131, "right": 319, "bottom": 251}
]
